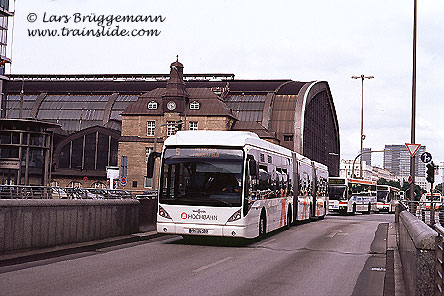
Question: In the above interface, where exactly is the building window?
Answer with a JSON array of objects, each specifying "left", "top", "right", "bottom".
[
  {"left": 132, "top": 180, "right": 137, "bottom": 188},
  {"left": 144, "top": 176, "right": 152, "bottom": 188},
  {"left": 167, "top": 121, "right": 176, "bottom": 136},
  {"left": 189, "top": 101, "right": 200, "bottom": 110},
  {"left": 189, "top": 121, "right": 198, "bottom": 131},
  {"left": 284, "top": 135, "right": 293, "bottom": 141},
  {"left": 145, "top": 147, "right": 153, "bottom": 163},
  {"left": 67, "top": 181, "right": 82, "bottom": 188},
  {"left": 147, "top": 101, "right": 158, "bottom": 110},
  {"left": 147, "top": 121, "right": 155, "bottom": 136},
  {"left": 57, "top": 131, "right": 117, "bottom": 170}
]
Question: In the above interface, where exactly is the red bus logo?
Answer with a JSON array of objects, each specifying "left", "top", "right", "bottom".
[{"left": 181, "top": 212, "right": 187, "bottom": 219}]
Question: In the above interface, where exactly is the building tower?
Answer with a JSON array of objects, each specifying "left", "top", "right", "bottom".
[{"left": 383, "top": 144, "right": 425, "bottom": 178}]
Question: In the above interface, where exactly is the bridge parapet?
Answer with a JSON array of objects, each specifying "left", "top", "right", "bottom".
[
  {"left": 396, "top": 204, "right": 438, "bottom": 296},
  {"left": 0, "top": 199, "right": 140, "bottom": 254}
]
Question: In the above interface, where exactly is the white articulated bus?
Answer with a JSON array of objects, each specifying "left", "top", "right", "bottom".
[
  {"left": 328, "top": 177, "right": 377, "bottom": 214},
  {"left": 149, "top": 131, "right": 328, "bottom": 239}
]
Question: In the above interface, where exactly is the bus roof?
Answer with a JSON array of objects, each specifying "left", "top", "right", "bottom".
[
  {"left": 164, "top": 130, "right": 293, "bottom": 156},
  {"left": 348, "top": 178, "right": 377, "bottom": 185}
]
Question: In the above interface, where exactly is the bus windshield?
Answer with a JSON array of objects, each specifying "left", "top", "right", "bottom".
[
  {"left": 159, "top": 148, "right": 243, "bottom": 207},
  {"left": 377, "top": 191, "right": 389, "bottom": 202},
  {"left": 328, "top": 185, "right": 347, "bottom": 200}
]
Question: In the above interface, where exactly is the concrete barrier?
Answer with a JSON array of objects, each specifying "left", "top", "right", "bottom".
[
  {"left": 138, "top": 197, "right": 157, "bottom": 231},
  {"left": 0, "top": 199, "right": 140, "bottom": 254},
  {"left": 397, "top": 207, "right": 438, "bottom": 296}
]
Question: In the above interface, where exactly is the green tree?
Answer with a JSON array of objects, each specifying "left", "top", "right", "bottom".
[
  {"left": 377, "top": 178, "right": 401, "bottom": 189},
  {"left": 401, "top": 182, "right": 423, "bottom": 201}
]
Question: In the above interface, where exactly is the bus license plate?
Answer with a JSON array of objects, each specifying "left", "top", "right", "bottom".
[{"left": 189, "top": 228, "right": 209, "bottom": 234}]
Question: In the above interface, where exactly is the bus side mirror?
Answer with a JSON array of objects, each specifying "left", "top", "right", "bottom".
[
  {"left": 147, "top": 152, "right": 161, "bottom": 178},
  {"left": 248, "top": 159, "right": 257, "bottom": 176}
]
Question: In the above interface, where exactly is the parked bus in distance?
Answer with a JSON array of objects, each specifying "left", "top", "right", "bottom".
[
  {"left": 149, "top": 131, "right": 328, "bottom": 239},
  {"left": 376, "top": 185, "right": 400, "bottom": 213},
  {"left": 328, "top": 177, "right": 377, "bottom": 215},
  {"left": 421, "top": 192, "right": 442, "bottom": 210}
]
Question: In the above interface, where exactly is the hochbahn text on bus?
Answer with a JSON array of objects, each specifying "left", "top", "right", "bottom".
[
  {"left": 147, "top": 131, "right": 329, "bottom": 239},
  {"left": 328, "top": 177, "right": 377, "bottom": 215}
]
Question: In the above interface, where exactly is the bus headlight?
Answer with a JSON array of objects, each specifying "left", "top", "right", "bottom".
[
  {"left": 159, "top": 205, "right": 172, "bottom": 219},
  {"left": 227, "top": 209, "right": 241, "bottom": 222}
]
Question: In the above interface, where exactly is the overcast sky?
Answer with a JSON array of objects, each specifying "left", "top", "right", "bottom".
[{"left": 7, "top": 0, "right": 444, "bottom": 171}]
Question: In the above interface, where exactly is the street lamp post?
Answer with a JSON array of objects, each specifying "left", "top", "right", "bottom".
[
  {"left": 352, "top": 74, "right": 374, "bottom": 178},
  {"left": 351, "top": 150, "right": 385, "bottom": 179}
]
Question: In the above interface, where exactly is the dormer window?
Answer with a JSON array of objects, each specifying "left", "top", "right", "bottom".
[
  {"left": 189, "top": 101, "right": 200, "bottom": 110},
  {"left": 147, "top": 101, "right": 158, "bottom": 110}
]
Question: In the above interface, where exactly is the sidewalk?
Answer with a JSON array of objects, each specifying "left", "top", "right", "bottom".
[{"left": 0, "top": 229, "right": 160, "bottom": 267}]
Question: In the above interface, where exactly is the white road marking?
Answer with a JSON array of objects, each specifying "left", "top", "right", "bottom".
[
  {"left": 193, "top": 256, "right": 233, "bottom": 273},
  {"left": 326, "top": 229, "right": 348, "bottom": 237}
]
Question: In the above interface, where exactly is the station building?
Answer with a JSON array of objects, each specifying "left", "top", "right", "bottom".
[{"left": 1, "top": 59, "right": 340, "bottom": 190}]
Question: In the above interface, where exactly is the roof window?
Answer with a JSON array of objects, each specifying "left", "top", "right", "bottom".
[
  {"left": 189, "top": 101, "right": 200, "bottom": 110},
  {"left": 147, "top": 101, "right": 158, "bottom": 110}
]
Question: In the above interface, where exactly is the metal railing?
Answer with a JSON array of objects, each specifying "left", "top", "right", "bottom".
[
  {"left": 0, "top": 185, "right": 157, "bottom": 200},
  {"left": 400, "top": 200, "right": 444, "bottom": 226},
  {"left": 435, "top": 223, "right": 444, "bottom": 296}
]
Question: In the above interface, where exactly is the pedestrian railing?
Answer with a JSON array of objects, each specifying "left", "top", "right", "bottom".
[
  {"left": 434, "top": 223, "right": 444, "bottom": 296},
  {"left": 0, "top": 184, "right": 157, "bottom": 200},
  {"left": 401, "top": 200, "right": 444, "bottom": 226}
]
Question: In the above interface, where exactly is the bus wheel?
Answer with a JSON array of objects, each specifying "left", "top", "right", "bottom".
[
  {"left": 286, "top": 207, "right": 292, "bottom": 230},
  {"left": 367, "top": 203, "right": 371, "bottom": 214},
  {"left": 259, "top": 212, "right": 266, "bottom": 238},
  {"left": 352, "top": 203, "right": 356, "bottom": 215}
]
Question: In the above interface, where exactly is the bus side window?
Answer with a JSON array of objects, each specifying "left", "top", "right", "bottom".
[{"left": 258, "top": 165, "right": 269, "bottom": 191}]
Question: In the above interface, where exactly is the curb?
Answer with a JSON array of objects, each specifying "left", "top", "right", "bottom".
[
  {"left": 386, "top": 222, "right": 405, "bottom": 296},
  {"left": 0, "top": 230, "right": 160, "bottom": 267}
]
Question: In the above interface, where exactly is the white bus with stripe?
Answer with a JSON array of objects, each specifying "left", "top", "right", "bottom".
[
  {"left": 328, "top": 177, "right": 377, "bottom": 214},
  {"left": 152, "top": 131, "right": 328, "bottom": 239}
]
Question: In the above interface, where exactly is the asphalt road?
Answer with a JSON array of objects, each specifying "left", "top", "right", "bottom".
[{"left": 0, "top": 213, "right": 393, "bottom": 296}]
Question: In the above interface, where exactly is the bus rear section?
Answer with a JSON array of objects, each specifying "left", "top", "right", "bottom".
[
  {"left": 348, "top": 179, "right": 377, "bottom": 213},
  {"left": 155, "top": 131, "right": 294, "bottom": 239}
]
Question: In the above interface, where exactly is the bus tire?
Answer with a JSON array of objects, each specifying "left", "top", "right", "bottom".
[
  {"left": 259, "top": 211, "right": 266, "bottom": 238},
  {"left": 286, "top": 207, "right": 292, "bottom": 230},
  {"left": 352, "top": 203, "right": 356, "bottom": 215},
  {"left": 364, "top": 203, "right": 371, "bottom": 214}
]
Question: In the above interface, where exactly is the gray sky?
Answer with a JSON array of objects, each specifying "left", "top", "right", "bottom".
[{"left": 7, "top": 0, "right": 444, "bottom": 169}]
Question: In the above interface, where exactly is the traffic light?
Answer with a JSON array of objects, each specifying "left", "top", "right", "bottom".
[{"left": 426, "top": 162, "right": 435, "bottom": 183}]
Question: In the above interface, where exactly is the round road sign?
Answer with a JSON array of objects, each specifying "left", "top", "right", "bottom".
[{"left": 420, "top": 152, "right": 432, "bottom": 163}]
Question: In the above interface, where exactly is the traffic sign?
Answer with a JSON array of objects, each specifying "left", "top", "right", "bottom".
[
  {"left": 408, "top": 175, "right": 413, "bottom": 184},
  {"left": 405, "top": 143, "right": 421, "bottom": 157},
  {"left": 120, "top": 176, "right": 127, "bottom": 187},
  {"left": 420, "top": 152, "right": 432, "bottom": 163}
]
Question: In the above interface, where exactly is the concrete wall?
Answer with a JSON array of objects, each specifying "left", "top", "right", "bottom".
[
  {"left": 397, "top": 207, "right": 437, "bottom": 296},
  {"left": 0, "top": 199, "right": 139, "bottom": 254}
]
